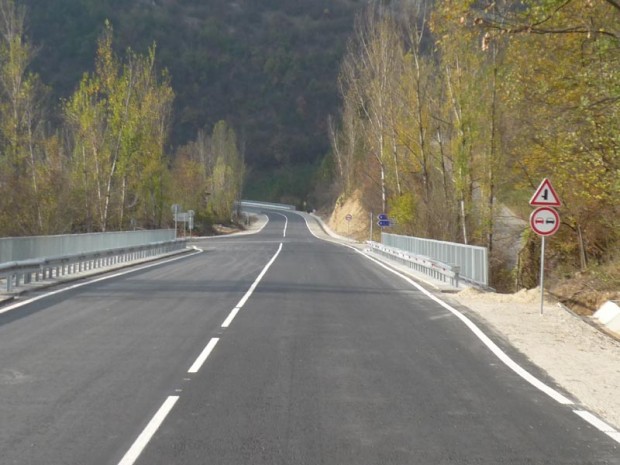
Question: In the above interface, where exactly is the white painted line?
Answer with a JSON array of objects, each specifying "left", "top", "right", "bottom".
[
  {"left": 0, "top": 249, "right": 203, "bottom": 315},
  {"left": 301, "top": 216, "right": 620, "bottom": 444},
  {"left": 117, "top": 395, "right": 179, "bottom": 465},
  {"left": 353, "top": 249, "right": 574, "bottom": 405},
  {"left": 299, "top": 214, "right": 320, "bottom": 240},
  {"left": 298, "top": 216, "right": 572, "bottom": 403},
  {"left": 188, "top": 338, "right": 219, "bottom": 373},
  {"left": 272, "top": 212, "right": 288, "bottom": 238},
  {"left": 234, "top": 243, "right": 283, "bottom": 311},
  {"left": 219, "top": 243, "right": 283, "bottom": 328},
  {"left": 221, "top": 307, "right": 241, "bottom": 328},
  {"left": 574, "top": 410, "right": 620, "bottom": 444}
]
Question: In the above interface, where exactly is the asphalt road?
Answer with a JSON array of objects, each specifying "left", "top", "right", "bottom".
[{"left": 0, "top": 211, "right": 618, "bottom": 464}]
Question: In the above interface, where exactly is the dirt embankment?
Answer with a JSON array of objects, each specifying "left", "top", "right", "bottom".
[{"left": 327, "top": 191, "right": 370, "bottom": 242}]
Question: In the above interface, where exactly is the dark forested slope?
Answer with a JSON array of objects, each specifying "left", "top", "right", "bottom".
[{"left": 24, "top": 0, "right": 362, "bottom": 171}]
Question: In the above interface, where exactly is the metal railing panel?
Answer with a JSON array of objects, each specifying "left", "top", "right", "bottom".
[
  {"left": 0, "top": 230, "right": 175, "bottom": 263},
  {"left": 381, "top": 233, "right": 488, "bottom": 287},
  {"left": 0, "top": 240, "right": 186, "bottom": 293},
  {"left": 368, "top": 242, "right": 461, "bottom": 287},
  {"left": 239, "top": 200, "right": 297, "bottom": 211}
]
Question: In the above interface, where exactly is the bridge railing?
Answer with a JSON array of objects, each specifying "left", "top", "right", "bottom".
[
  {"left": 368, "top": 241, "right": 461, "bottom": 288},
  {"left": 0, "top": 230, "right": 185, "bottom": 294},
  {"left": 0, "top": 230, "right": 176, "bottom": 263},
  {"left": 0, "top": 239, "right": 186, "bottom": 293},
  {"left": 378, "top": 233, "right": 489, "bottom": 288},
  {"left": 238, "top": 200, "right": 297, "bottom": 211}
]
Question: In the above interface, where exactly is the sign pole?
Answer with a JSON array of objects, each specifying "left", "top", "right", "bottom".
[
  {"left": 172, "top": 204, "right": 179, "bottom": 240},
  {"left": 370, "top": 212, "right": 373, "bottom": 242},
  {"left": 539, "top": 236, "right": 546, "bottom": 315},
  {"left": 529, "top": 178, "right": 561, "bottom": 316}
]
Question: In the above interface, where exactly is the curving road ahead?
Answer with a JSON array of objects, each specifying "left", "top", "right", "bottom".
[{"left": 0, "top": 211, "right": 618, "bottom": 464}]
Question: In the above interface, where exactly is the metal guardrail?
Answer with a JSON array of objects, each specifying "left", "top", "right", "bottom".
[
  {"left": 239, "top": 200, "right": 297, "bottom": 211},
  {"left": 368, "top": 241, "right": 461, "bottom": 287},
  {"left": 0, "top": 240, "right": 186, "bottom": 293},
  {"left": 0, "top": 230, "right": 176, "bottom": 263},
  {"left": 382, "top": 233, "right": 488, "bottom": 287}
]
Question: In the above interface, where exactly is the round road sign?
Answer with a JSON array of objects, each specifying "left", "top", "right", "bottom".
[
  {"left": 345, "top": 214, "right": 353, "bottom": 222},
  {"left": 530, "top": 207, "right": 560, "bottom": 236}
]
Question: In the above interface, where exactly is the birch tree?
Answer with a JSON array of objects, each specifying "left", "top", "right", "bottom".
[
  {"left": 0, "top": 0, "right": 46, "bottom": 234},
  {"left": 65, "top": 22, "right": 173, "bottom": 231},
  {"left": 339, "top": 5, "right": 404, "bottom": 213}
]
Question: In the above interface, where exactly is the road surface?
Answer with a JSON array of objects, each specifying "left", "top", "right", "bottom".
[{"left": 0, "top": 211, "right": 618, "bottom": 464}]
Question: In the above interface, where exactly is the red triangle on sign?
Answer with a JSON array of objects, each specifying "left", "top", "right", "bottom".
[{"left": 530, "top": 178, "right": 561, "bottom": 206}]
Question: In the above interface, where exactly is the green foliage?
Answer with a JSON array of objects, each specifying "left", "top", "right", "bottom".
[
  {"left": 244, "top": 162, "right": 322, "bottom": 209},
  {"left": 171, "top": 120, "right": 245, "bottom": 228},
  {"left": 22, "top": 0, "right": 363, "bottom": 176},
  {"left": 331, "top": 0, "right": 620, "bottom": 286},
  {"left": 0, "top": 0, "right": 49, "bottom": 235},
  {"left": 389, "top": 193, "right": 417, "bottom": 236},
  {"left": 64, "top": 22, "right": 174, "bottom": 232}
]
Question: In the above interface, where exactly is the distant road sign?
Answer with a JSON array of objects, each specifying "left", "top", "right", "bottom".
[
  {"left": 530, "top": 207, "right": 560, "bottom": 236},
  {"left": 530, "top": 178, "right": 561, "bottom": 207},
  {"left": 345, "top": 214, "right": 353, "bottom": 222},
  {"left": 377, "top": 219, "right": 392, "bottom": 227},
  {"left": 378, "top": 213, "right": 388, "bottom": 221}
]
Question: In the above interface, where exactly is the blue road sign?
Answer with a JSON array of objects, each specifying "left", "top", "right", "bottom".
[
  {"left": 377, "top": 219, "right": 392, "bottom": 227},
  {"left": 378, "top": 213, "right": 388, "bottom": 221}
]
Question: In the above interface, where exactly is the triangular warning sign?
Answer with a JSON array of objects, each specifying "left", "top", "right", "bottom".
[{"left": 530, "top": 178, "right": 561, "bottom": 207}]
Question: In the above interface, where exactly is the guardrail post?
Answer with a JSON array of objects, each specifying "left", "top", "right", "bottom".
[{"left": 452, "top": 265, "right": 460, "bottom": 288}]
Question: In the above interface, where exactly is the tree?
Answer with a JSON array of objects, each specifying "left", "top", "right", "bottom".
[
  {"left": 339, "top": 4, "right": 404, "bottom": 213},
  {"left": 0, "top": 0, "right": 47, "bottom": 234},
  {"left": 503, "top": 16, "right": 620, "bottom": 268},
  {"left": 209, "top": 120, "right": 244, "bottom": 221},
  {"left": 171, "top": 120, "right": 245, "bottom": 229},
  {"left": 64, "top": 22, "right": 173, "bottom": 232}
]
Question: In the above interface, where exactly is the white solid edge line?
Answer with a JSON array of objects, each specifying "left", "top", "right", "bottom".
[
  {"left": 272, "top": 212, "right": 288, "bottom": 238},
  {"left": 117, "top": 395, "right": 179, "bottom": 465},
  {"left": 297, "top": 214, "right": 574, "bottom": 406},
  {"left": 297, "top": 213, "right": 329, "bottom": 241},
  {"left": 354, "top": 249, "right": 574, "bottom": 406},
  {"left": 0, "top": 248, "right": 203, "bottom": 316},
  {"left": 221, "top": 307, "right": 241, "bottom": 328},
  {"left": 188, "top": 337, "right": 220, "bottom": 373},
  {"left": 286, "top": 214, "right": 620, "bottom": 444},
  {"left": 573, "top": 410, "right": 620, "bottom": 444}
]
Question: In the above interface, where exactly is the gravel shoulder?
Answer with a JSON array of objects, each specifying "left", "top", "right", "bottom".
[{"left": 449, "top": 288, "right": 620, "bottom": 430}]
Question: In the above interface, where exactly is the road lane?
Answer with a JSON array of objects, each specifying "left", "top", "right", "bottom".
[
  {"left": 1, "top": 211, "right": 618, "bottom": 464},
  {"left": 136, "top": 212, "right": 619, "bottom": 464},
  {"left": 0, "top": 216, "right": 284, "bottom": 465}
]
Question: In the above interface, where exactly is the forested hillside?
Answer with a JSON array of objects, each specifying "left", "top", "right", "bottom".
[
  {"left": 22, "top": 0, "right": 362, "bottom": 190},
  {"left": 329, "top": 0, "right": 619, "bottom": 295},
  {"left": 0, "top": 0, "right": 364, "bottom": 235},
  {"left": 0, "top": 1, "right": 245, "bottom": 236},
  {"left": 1, "top": 0, "right": 618, "bottom": 303}
]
